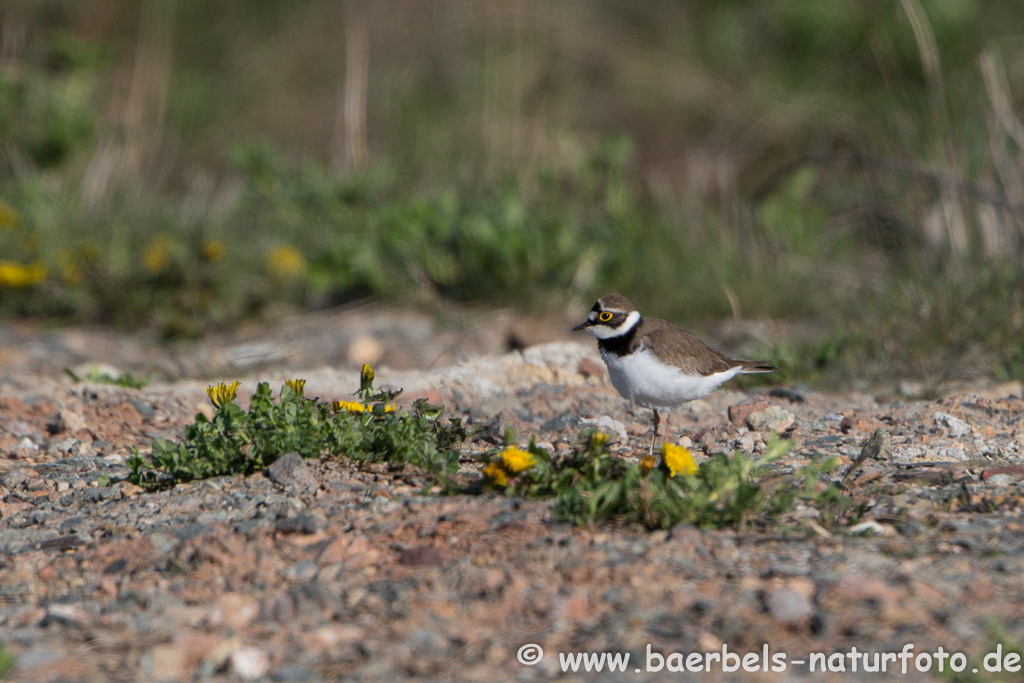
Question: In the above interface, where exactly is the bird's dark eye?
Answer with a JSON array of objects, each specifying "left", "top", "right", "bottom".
[{"left": 599, "top": 311, "right": 613, "bottom": 322}]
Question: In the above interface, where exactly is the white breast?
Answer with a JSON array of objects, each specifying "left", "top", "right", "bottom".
[{"left": 600, "top": 347, "right": 743, "bottom": 409}]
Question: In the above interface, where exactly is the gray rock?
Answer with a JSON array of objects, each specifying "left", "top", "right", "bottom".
[
  {"left": 735, "top": 432, "right": 756, "bottom": 453},
  {"left": 936, "top": 446, "right": 968, "bottom": 461},
  {"left": 897, "top": 520, "right": 926, "bottom": 536},
  {"left": 168, "top": 521, "right": 213, "bottom": 541},
  {"left": 49, "top": 408, "right": 87, "bottom": 434},
  {"left": 275, "top": 510, "right": 328, "bottom": 534},
  {"left": 765, "top": 586, "right": 814, "bottom": 625},
  {"left": 47, "top": 437, "right": 78, "bottom": 457},
  {"left": 578, "top": 416, "right": 629, "bottom": 443},
  {"left": 37, "top": 456, "right": 110, "bottom": 474},
  {"left": 0, "top": 468, "right": 34, "bottom": 489},
  {"left": 145, "top": 531, "right": 179, "bottom": 557},
  {"left": 265, "top": 452, "right": 317, "bottom": 494},
  {"left": 746, "top": 405, "right": 795, "bottom": 433},
  {"left": 79, "top": 486, "right": 119, "bottom": 503},
  {"left": 933, "top": 412, "right": 971, "bottom": 438},
  {"left": 14, "top": 436, "right": 39, "bottom": 452},
  {"left": 540, "top": 414, "right": 580, "bottom": 432},
  {"left": 234, "top": 518, "right": 266, "bottom": 536},
  {"left": 804, "top": 435, "right": 843, "bottom": 449},
  {"left": 127, "top": 397, "right": 157, "bottom": 419},
  {"left": 860, "top": 429, "right": 893, "bottom": 461},
  {"left": 7, "top": 420, "right": 38, "bottom": 437}
]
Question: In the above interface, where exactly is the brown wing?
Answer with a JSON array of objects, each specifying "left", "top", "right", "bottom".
[{"left": 638, "top": 318, "right": 740, "bottom": 376}]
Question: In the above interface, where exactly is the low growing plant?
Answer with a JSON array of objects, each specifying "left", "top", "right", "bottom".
[
  {"left": 129, "top": 365, "right": 839, "bottom": 531},
  {"left": 127, "top": 365, "right": 469, "bottom": 488},
  {"left": 481, "top": 431, "right": 840, "bottom": 530}
]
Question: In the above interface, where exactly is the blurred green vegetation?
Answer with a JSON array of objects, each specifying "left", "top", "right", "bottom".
[{"left": 1, "top": 0, "right": 1024, "bottom": 386}]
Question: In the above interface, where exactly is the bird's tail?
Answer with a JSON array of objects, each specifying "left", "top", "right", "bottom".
[{"left": 738, "top": 360, "right": 774, "bottom": 373}]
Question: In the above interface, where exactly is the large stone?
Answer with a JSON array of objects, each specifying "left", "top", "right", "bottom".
[
  {"left": 577, "top": 416, "right": 628, "bottom": 443},
  {"left": 49, "top": 408, "right": 87, "bottom": 435},
  {"left": 745, "top": 405, "right": 795, "bottom": 433},
  {"left": 933, "top": 412, "right": 971, "bottom": 438},
  {"left": 265, "top": 452, "right": 317, "bottom": 494},
  {"left": 860, "top": 429, "right": 893, "bottom": 461},
  {"left": 728, "top": 400, "right": 771, "bottom": 426}
]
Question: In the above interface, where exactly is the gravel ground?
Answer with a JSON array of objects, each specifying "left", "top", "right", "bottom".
[{"left": 2, "top": 309, "right": 1024, "bottom": 682}]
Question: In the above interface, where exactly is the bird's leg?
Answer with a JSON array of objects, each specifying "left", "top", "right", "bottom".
[
  {"left": 663, "top": 411, "right": 672, "bottom": 448},
  {"left": 649, "top": 408, "right": 660, "bottom": 457}
]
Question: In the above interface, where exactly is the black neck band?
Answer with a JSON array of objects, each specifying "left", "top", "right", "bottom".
[{"left": 597, "top": 319, "right": 640, "bottom": 357}]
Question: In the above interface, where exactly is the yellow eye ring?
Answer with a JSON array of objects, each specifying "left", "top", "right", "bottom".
[{"left": 598, "top": 311, "right": 613, "bottom": 322}]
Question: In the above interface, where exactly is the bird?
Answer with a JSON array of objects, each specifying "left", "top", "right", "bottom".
[{"left": 573, "top": 294, "right": 773, "bottom": 455}]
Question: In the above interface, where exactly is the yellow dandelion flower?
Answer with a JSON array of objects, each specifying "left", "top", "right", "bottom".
[
  {"left": 639, "top": 455, "right": 656, "bottom": 474},
  {"left": 143, "top": 235, "right": 174, "bottom": 274},
  {"left": 662, "top": 443, "right": 697, "bottom": 478},
  {"left": 285, "top": 379, "right": 306, "bottom": 396},
  {"left": 332, "top": 400, "right": 366, "bottom": 413},
  {"left": 265, "top": 245, "right": 306, "bottom": 281},
  {"left": 201, "top": 240, "right": 226, "bottom": 263},
  {"left": 500, "top": 446, "right": 536, "bottom": 474},
  {"left": 589, "top": 431, "right": 609, "bottom": 449},
  {"left": 0, "top": 202, "right": 18, "bottom": 231},
  {"left": 482, "top": 461, "right": 509, "bottom": 487},
  {"left": 206, "top": 380, "right": 241, "bottom": 408},
  {"left": 360, "top": 364, "right": 375, "bottom": 391},
  {"left": 0, "top": 260, "right": 47, "bottom": 288},
  {"left": 370, "top": 403, "right": 396, "bottom": 414}
]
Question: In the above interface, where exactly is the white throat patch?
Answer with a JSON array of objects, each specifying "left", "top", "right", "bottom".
[{"left": 587, "top": 310, "right": 641, "bottom": 340}]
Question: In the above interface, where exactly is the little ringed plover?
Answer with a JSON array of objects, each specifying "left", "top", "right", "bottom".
[{"left": 573, "top": 294, "right": 773, "bottom": 455}]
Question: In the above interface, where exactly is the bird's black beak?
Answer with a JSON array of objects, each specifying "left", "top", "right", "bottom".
[{"left": 572, "top": 320, "right": 591, "bottom": 331}]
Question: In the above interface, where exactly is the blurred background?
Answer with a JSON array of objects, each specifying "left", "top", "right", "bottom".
[{"left": 1, "top": 0, "right": 1023, "bottom": 388}]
